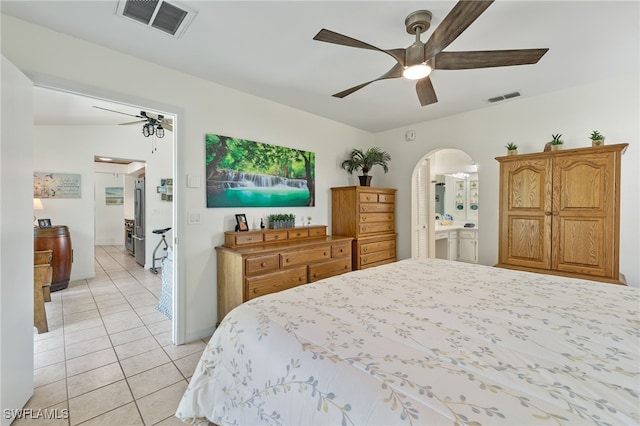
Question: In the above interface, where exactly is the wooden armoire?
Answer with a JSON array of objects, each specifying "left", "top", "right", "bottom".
[
  {"left": 496, "top": 144, "right": 627, "bottom": 284},
  {"left": 331, "top": 186, "right": 397, "bottom": 270}
]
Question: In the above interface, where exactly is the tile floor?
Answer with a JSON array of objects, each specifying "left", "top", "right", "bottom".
[{"left": 19, "top": 246, "right": 208, "bottom": 426}]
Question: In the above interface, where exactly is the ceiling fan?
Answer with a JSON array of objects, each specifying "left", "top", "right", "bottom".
[
  {"left": 93, "top": 106, "right": 173, "bottom": 138},
  {"left": 313, "top": 0, "right": 549, "bottom": 106}
]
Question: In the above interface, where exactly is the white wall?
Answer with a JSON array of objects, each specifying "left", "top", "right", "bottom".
[
  {"left": 33, "top": 125, "right": 172, "bottom": 278},
  {"left": 1, "top": 56, "right": 34, "bottom": 426},
  {"left": 1, "top": 15, "right": 373, "bottom": 341},
  {"left": 375, "top": 74, "right": 640, "bottom": 286},
  {"left": 94, "top": 172, "right": 125, "bottom": 246}
]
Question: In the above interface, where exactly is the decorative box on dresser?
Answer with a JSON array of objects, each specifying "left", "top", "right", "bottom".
[
  {"left": 496, "top": 144, "right": 628, "bottom": 284},
  {"left": 331, "top": 186, "right": 397, "bottom": 270},
  {"left": 216, "top": 225, "right": 353, "bottom": 323}
]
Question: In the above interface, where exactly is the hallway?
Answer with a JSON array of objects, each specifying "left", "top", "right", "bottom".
[{"left": 21, "top": 246, "right": 206, "bottom": 425}]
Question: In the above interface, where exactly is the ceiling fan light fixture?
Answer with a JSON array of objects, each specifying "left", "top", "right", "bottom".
[
  {"left": 403, "top": 64, "right": 432, "bottom": 80},
  {"left": 142, "top": 123, "right": 154, "bottom": 137},
  {"left": 156, "top": 125, "right": 165, "bottom": 138}
]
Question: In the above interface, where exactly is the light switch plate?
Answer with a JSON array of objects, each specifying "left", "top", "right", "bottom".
[
  {"left": 187, "top": 211, "right": 201, "bottom": 225},
  {"left": 187, "top": 174, "right": 201, "bottom": 188}
]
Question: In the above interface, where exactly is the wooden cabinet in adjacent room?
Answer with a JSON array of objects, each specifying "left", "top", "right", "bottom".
[
  {"left": 496, "top": 144, "right": 627, "bottom": 284},
  {"left": 331, "top": 186, "right": 397, "bottom": 270},
  {"left": 216, "top": 225, "right": 353, "bottom": 323}
]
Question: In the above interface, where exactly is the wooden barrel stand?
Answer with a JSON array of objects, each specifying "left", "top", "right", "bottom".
[{"left": 34, "top": 225, "right": 72, "bottom": 292}]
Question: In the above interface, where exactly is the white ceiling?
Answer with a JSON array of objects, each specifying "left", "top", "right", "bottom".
[{"left": 3, "top": 1, "right": 639, "bottom": 133}]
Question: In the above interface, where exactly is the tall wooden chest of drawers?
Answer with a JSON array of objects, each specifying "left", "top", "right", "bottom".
[
  {"left": 216, "top": 225, "right": 353, "bottom": 323},
  {"left": 331, "top": 186, "right": 397, "bottom": 270}
]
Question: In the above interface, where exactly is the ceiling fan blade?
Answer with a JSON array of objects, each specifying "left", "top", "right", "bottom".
[
  {"left": 435, "top": 49, "right": 549, "bottom": 69},
  {"left": 424, "top": 0, "right": 494, "bottom": 59},
  {"left": 314, "top": 29, "right": 406, "bottom": 65},
  {"left": 416, "top": 76, "right": 438, "bottom": 106},
  {"left": 93, "top": 106, "right": 143, "bottom": 119},
  {"left": 119, "top": 120, "right": 146, "bottom": 125},
  {"left": 333, "top": 63, "right": 404, "bottom": 98},
  {"left": 161, "top": 121, "right": 173, "bottom": 132}
]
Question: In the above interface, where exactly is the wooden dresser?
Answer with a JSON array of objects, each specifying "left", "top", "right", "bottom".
[
  {"left": 216, "top": 226, "right": 353, "bottom": 323},
  {"left": 331, "top": 186, "right": 397, "bottom": 270},
  {"left": 496, "top": 144, "right": 627, "bottom": 284}
]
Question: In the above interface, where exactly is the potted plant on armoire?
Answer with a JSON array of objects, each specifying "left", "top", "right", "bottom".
[{"left": 341, "top": 147, "right": 391, "bottom": 186}]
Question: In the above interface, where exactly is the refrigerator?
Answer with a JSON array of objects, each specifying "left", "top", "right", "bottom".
[{"left": 134, "top": 177, "right": 145, "bottom": 266}]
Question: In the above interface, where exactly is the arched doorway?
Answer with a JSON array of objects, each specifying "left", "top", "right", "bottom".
[{"left": 411, "top": 148, "right": 478, "bottom": 260}]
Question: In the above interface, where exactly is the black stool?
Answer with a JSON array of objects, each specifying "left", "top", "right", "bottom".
[{"left": 151, "top": 227, "right": 171, "bottom": 274}]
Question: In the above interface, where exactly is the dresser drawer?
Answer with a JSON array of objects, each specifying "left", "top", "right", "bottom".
[
  {"left": 359, "top": 192, "right": 379, "bottom": 203},
  {"left": 246, "top": 266, "right": 307, "bottom": 300},
  {"left": 281, "top": 245, "right": 331, "bottom": 267},
  {"left": 288, "top": 228, "right": 309, "bottom": 240},
  {"left": 360, "top": 249, "right": 396, "bottom": 266},
  {"left": 359, "top": 203, "right": 394, "bottom": 213},
  {"left": 359, "top": 212, "right": 394, "bottom": 223},
  {"left": 263, "top": 230, "right": 287, "bottom": 242},
  {"left": 360, "top": 239, "right": 396, "bottom": 255},
  {"left": 331, "top": 241, "right": 351, "bottom": 258},
  {"left": 308, "top": 226, "right": 327, "bottom": 237},
  {"left": 458, "top": 230, "right": 477, "bottom": 239},
  {"left": 377, "top": 193, "right": 395, "bottom": 203},
  {"left": 308, "top": 258, "right": 351, "bottom": 282},
  {"left": 245, "top": 254, "right": 279, "bottom": 276},
  {"left": 359, "top": 222, "right": 394, "bottom": 234},
  {"left": 232, "top": 232, "right": 263, "bottom": 246}
]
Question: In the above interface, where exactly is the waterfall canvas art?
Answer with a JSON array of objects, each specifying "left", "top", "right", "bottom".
[{"left": 205, "top": 134, "right": 315, "bottom": 207}]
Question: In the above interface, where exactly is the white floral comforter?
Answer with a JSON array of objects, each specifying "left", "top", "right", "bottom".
[{"left": 177, "top": 258, "right": 639, "bottom": 425}]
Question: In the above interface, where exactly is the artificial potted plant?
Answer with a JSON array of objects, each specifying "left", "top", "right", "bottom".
[
  {"left": 590, "top": 130, "right": 605, "bottom": 147},
  {"left": 505, "top": 142, "right": 518, "bottom": 156},
  {"left": 341, "top": 147, "right": 391, "bottom": 186},
  {"left": 550, "top": 133, "right": 564, "bottom": 151}
]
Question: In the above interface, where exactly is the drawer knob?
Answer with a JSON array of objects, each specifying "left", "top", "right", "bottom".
[
  {"left": 363, "top": 257, "right": 368, "bottom": 263},
  {"left": 323, "top": 252, "right": 327, "bottom": 256},
  {"left": 366, "top": 195, "right": 371, "bottom": 200},
  {"left": 296, "top": 233, "right": 301, "bottom": 236},
  {"left": 363, "top": 247, "right": 368, "bottom": 253},
  {"left": 362, "top": 206, "right": 368, "bottom": 211},
  {"left": 286, "top": 258, "right": 291, "bottom": 263},
  {"left": 248, "top": 237, "right": 253, "bottom": 241},
  {"left": 274, "top": 235, "right": 279, "bottom": 239},
  {"left": 260, "top": 262, "right": 266, "bottom": 267}
]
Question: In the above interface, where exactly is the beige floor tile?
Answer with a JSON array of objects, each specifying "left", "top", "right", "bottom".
[
  {"left": 63, "top": 318, "right": 104, "bottom": 334},
  {"left": 162, "top": 340, "right": 206, "bottom": 361},
  {"left": 66, "top": 348, "right": 118, "bottom": 377},
  {"left": 96, "top": 302, "right": 132, "bottom": 316},
  {"left": 67, "top": 362, "right": 124, "bottom": 399},
  {"left": 147, "top": 320, "right": 171, "bottom": 335},
  {"left": 109, "top": 326, "right": 152, "bottom": 347},
  {"left": 94, "top": 295, "right": 127, "bottom": 307},
  {"left": 136, "top": 380, "right": 188, "bottom": 426},
  {"left": 103, "top": 316, "right": 145, "bottom": 334},
  {"left": 63, "top": 310, "right": 100, "bottom": 325},
  {"left": 64, "top": 326, "right": 107, "bottom": 346},
  {"left": 127, "top": 362, "right": 183, "bottom": 399},
  {"left": 153, "top": 414, "right": 186, "bottom": 425},
  {"left": 106, "top": 270, "right": 133, "bottom": 280},
  {"left": 152, "top": 331, "right": 173, "bottom": 347},
  {"left": 34, "top": 347, "right": 65, "bottom": 370},
  {"left": 34, "top": 362, "right": 66, "bottom": 388},
  {"left": 76, "top": 402, "right": 142, "bottom": 426},
  {"left": 139, "top": 310, "right": 168, "bottom": 325},
  {"left": 24, "top": 379, "right": 68, "bottom": 410},
  {"left": 33, "top": 326, "right": 64, "bottom": 342},
  {"left": 68, "top": 380, "right": 133, "bottom": 425},
  {"left": 65, "top": 336, "right": 112, "bottom": 360},
  {"left": 114, "top": 336, "right": 161, "bottom": 360},
  {"left": 173, "top": 352, "right": 201, "bottom": 380},
  {"left": 63, "top": 301, "right": 98, "bottom": 316},
  {"left": 120, "top": 348, "right": 171, "bottom": 377},
  {"left": 34, "top": 335, "right": 65, "bottom": 354}
]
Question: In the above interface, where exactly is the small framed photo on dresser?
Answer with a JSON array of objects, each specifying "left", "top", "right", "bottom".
[{"left": 235, "top": 214, "right": 249, "bottom": 232}]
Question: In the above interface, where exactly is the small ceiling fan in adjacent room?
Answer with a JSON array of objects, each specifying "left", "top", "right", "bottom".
[
  {"left": 93, "top": 106, "right": 173, "bottom": 138},
  {"left": 313, "top": 0, "right": 549, "bottom": 106}
]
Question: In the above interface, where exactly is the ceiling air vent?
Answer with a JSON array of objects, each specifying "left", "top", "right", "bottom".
[
  {"left": 486, "top": 91, "right": 522, "bottom": 104},
  {"left": 116, "top": 0, "right": 197, "bottom": 38}
]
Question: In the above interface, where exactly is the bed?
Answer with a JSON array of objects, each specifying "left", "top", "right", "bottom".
[{"left": 176, "top": 258, "right": 639, "bottom": 425}]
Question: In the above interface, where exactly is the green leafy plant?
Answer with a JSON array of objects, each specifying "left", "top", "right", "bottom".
[
  {"left": 551, "top": 133, "right": 564, "bottom": 145},
  {"left": 505, "top": 142, "right": 518, "bottom": 151},
  {"left": 590, "top": 130, "right": 605, "bottom": 140},
  {"left": 341, "top": 147, "right": 391, "bottom": 176}
]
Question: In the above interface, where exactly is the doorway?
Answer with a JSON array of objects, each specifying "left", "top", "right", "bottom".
[
  {"left": 33, "top": 86, "right": 180, "bottom": 344},
  {"left": 411, "top": 148, "right": 478, "bottom": 260}
]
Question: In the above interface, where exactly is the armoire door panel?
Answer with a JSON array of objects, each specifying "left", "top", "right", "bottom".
[
  {"left": 508, "top": 165, "right": 549, "bottom": 210},
  {"left": 554, "top": 217, "right": 610, "bottom": 276},
  {"left": 503, "top": 216, "right": 550, "bottom": 268}
]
